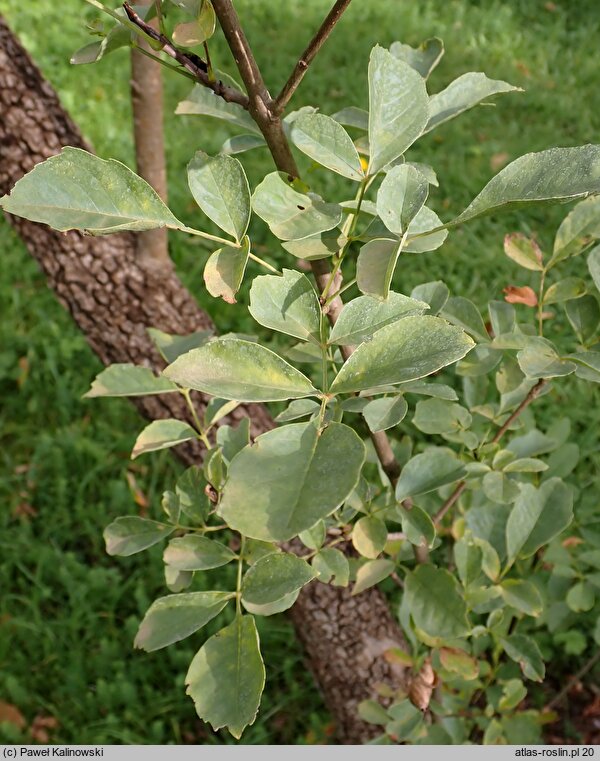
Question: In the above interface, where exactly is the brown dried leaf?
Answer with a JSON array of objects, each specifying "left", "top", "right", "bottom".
[
  {"left": 0, "top": 701, "right": 26, "bottom": 730},
  {"left": 490, "top": 152, "right": 510, "bottom": 172},
  {"left": 125, "top": 470, "right": 149, "bottom": 513},
  {"left": 408, "top": 657, "right": 436, "bottom": 711},
  {"left": 503, "top": 285, "right": 538, "bottom": 306}
]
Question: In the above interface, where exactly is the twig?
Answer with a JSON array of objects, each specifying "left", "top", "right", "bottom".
[
  {"left": 275, "top": 0, "right": 353, "bottom": 114},
  {"left": 491, "top": 378, "right": 547, "bottom": 445},
  {"left": 211, "top": 0, "right": 298, "bottom": 177},
  {"left": 546, "top": 648, "right": 600, "bottom": 710},
  {"left": 122, "top": 2, "right": 249, "bottom": 107},
  {"left": 433, "top": 379, "right": 548, "bottom": 525}
]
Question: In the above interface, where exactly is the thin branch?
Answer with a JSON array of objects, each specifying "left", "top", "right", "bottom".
[
  {"left": 275, "top": 0, "right": 353, "bottom": 114},
  {"left": 433, "top": 379, "right": 548, "bottom": 526},
  {"left": 122, "top": 2, "right": 249, "bottom": 108},
  {"left": 491, "top": 378, "right": 547, "bottom": 445},
  {"left": 546, "top": 647, "right": 600, "bottom": 710},
  {"left": 211, "top": 0, "right": 298, "bottom": 176}
]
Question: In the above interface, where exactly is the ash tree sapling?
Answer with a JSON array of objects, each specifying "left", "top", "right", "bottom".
[{"left": 3, "top": 0, "right": 600, "bottom": 744}]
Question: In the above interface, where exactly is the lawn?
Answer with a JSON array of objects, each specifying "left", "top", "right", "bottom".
[{"left": 1, "top": 0, "right": 599, "bottom": 744}]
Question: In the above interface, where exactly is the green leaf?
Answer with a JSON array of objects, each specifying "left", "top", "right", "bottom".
[
  {"left": 163, "top": 338, "right": 317, "bottom": 402},
  {"left": 441, "top": 297, "right": 489, "bottom": 342},
  {"left": 362, "top": 396, "right": 408, "bottom": 432},
  {"left": 499, "top": 580, "right": 543, "bottom": 616},
  {"left": 187, "top": 152, "right": 250, "bottom": 242},
  {"left": 367, "top": 46, "right": 429, "bottom": 175},
  {"left": 404, "top": 565, "right": 470, "bottom": 639},
  {"left": 332, "top": 106, "right": 369, "bottom": 131},
  {"left": 329, "top": 315, "right": 474, "bottom": 394},
  {"left": 399, "top": 504, "right": 436, "bottom": 548},
  {"left": 454, "top": 535, "right": 483, "bottom": 587},
  {"left": 587, "top": 244, "right": 600, "bottom": 291},
  {"left": 413, "top": 398, "right": 471, "bottom": 435},
  {"left": 569, "top": 351, "right": 600, "bottom": 382},
  {"left": 389, "top": 37, "right": 444, "bottom": 79},
  {"left": 282, "top": 229, "right": 347, "bottom": 261},
  {"left": 177, "top": 466, "right": 209, "bottom": 523},
  {"left": 377, "top": 165, "right": 429, "bottom": 235},
  {"left": 165, "top": 567, "right": 194, "bottom": 593},
  {"left": 352, "top": 559, "right": 395, "bottom": 596},
  {"left": 312, "top": 548, "right": 350, "bottom": 586},
  {"left": 163, "top": 535, "right": 236, "bottom": 570},
  {"left": 401, "top": 380, "right": 458, "bottom": 400},
  {"left": 543, "top": 277, "right": 587, "bottom": 305},
  {"left": 503, "top": 457, "right": 548, "bottom": 473},
  {"left": 274, "top": 398, "right": 321, "bottom": 423},
  {"left": 131, "top": 419, "right": 197, "bottom": 459},
  {"left": 186, "top": 615, "right": 265, "bottom": 739},
  {"left": 242, "top": 552, "right": 317, "bottom": 605},
  {"left": 566, "top": 582, "right": 595, "bottom": 612},
  {"left": 204, "top": 398, "right": 240, "bottom": 428},
  {"left": 482, "top": 471, "right": 520, "bottom": 505},
  {"left": 203, "top": 238, "right": 250, "bottom": 303},
  {"left": 298, "top": 521, "right": 326, "bottom": 550},
  {"left": 404, "top": 206, "right": 448, "bottom": 252},
  {"left": 176, "top": 84, "right": 260, "bottom": 133},
  {"left": 104, "top": 516, "right": 174, "bottom": 556},
  {"left": 503, "top": 233, "right": 544, "bottom": 271},
  {"left": 550, "top": 195, "right": 600, "bottom": 266},
  {"left": 386, "top": 699, "right": 425, "bottom": 742},
  {"left": 221, "top": 133, "right": 266, "bottom": 155},
  {"left": 517, "top": 338, "right": 576, "bottom": 379},
  {"left": 0, "top": 147, "right": 182, "bottom": 233},
  {"left": 252, "top": 172, "right": 341, "bottom": 241},
  {"left": 71, "top": 16, "right": 131, "bottom": 64},
  {"left": 134, "top": 591, "right": 233, "bottom": 652},
  {"left": 219, "top": 422, "right": 365, "bottom": 542},
  {"left": 291, "top": 113, "right": 364, "bottom": 181},
  {"left": 242, "top": 591, "right": 300, "bottom": 617},
  {"left": 216, "top": 418, "right": 251, "bottom": 463},
  {"left": 438, "top": 647, "right": 479, "bottom": 680},
  {"left": 451, "top": 145, "right": 600, "bottom": 227},
  {"left": 356, "top": 238, "right": 403, "bottom": 299},
  {"left": 248, "top": 269, "right": 321, "bottom": 343},
  {"left": 489, "top": 301, "right": 516, "bottom": 336},
  {"left": 147, "top": 328, "right": 213, "bottom": 364},
  {"left": 85, "top": 363, "right": 178, "bottom": 398},
  {"left": 173, "top": 0, "right": 216, "bottom": 46},
  {"left": 395, "top": 448, "right": 466, "bottom": 502},
  {"left": 565, "top": 294, "right": 600, "bottom": 342},
  {"left": 352, "top": 516, "right": 388, "bottom": 558},
  {"left": 410, "top": 281, "right": 449, "bottom": 315},
  {"left": 505, "top": 479, "right": 573, "bottom": 568},
  {"left": 425, "top": 72, "right": 520, "bottom": 134},
  {"left": 357, "top": 699, "right": 390, "bottom": 726},
  {"left": 498, "top": 679, "right": 527, "bottom": 712},
  {"left": 500, "top": 634, "right": 545, "bottom": 681}
]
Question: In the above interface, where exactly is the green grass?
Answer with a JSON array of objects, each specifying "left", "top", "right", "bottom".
[{"left": 1, "top": 0, "right": 599, "bottom": 744}]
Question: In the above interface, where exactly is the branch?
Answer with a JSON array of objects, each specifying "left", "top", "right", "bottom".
[
  {"left": 211, "top": 0, "right": 400, "bottom": 485},
  {"left": 211, "top": 0, "right": 298, "bottom": 177},
  {"left": 275, "top": 0, "right": 353, "bottom": 114},
  {"left": 433, "top": 379, "right": 548, "bottom": 526},
  {"left": 122, "top": 2, "right": 249, "bottom": 108},
  {"left": 546, "top": 647, "right": 600, "bottom": 710}
]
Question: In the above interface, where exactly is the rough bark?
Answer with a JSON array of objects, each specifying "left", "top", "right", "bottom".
[
  {"left": 130, "top": 0, "right": 170, "bottom": 271},
  {"left": 0, "top": 16, "right": 409, "bottom": 742}
]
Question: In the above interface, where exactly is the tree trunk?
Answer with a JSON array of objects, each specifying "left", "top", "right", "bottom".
[
  {"left": 130, "top": 0, "right": 170, "bottom": 272},
  {"left": 0, "top": 16, "right": 409, "bottom": 743}
]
